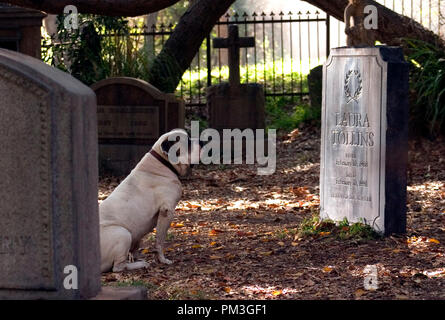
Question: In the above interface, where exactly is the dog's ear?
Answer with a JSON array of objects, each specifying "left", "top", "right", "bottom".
[{"left": 161, "top": 139, "right": 176, "bottom": 155}]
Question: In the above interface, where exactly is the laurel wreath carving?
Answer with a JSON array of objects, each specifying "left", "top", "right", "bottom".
[{"left": 344, "top": 70, "right": 362, "bottom": 104}]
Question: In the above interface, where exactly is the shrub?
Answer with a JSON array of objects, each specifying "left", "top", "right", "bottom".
[
  {"left": 297, "top": 215, "right": 380, "bottom": 241},
  {"left": 265, "top": 96, "right": 321, "bottom": 131},
  {"left": 403, "top": 39, "right": 445, "bottom": 138}
]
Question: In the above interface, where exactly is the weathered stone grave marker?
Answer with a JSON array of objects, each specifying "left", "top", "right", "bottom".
[
  {"left": 0, "top": 49, "right": 100, "bottom": 299},
  {"left": 207, "top": 24, "right": 265, "bottom": 131},
  {"left": 0, "top": 4, "right": 46, "bottom": 58},
  {"left": 91, "top": 77, "right": 185, "bottom": 176},
  {"left": 0, "top": 50, "right": 148, "bottom": 300},
  {"left": 320, "top": 47, "right": 409, "bottom": 235}
]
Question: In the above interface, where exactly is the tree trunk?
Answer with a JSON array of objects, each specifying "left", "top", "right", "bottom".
[
  {"left": 303, "top": 0, "right": 445, "bottom": 49},
  {"left": 148, "top": 0, "right": 445, "bottom": 92},
  {"left": 147, "top": 0, "right": 235, "bottom": 92},
  {"left": 144, "top": 12, "right": 158, "bottom": 56},
  {"left": 2, "top": 0, "right": 181, "bottom": 16}
]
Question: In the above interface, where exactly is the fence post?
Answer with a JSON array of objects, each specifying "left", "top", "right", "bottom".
[
  {"left": 326, "top": 14, "right": 330, "bottom": 58},
  {"left": 207, "top": 34, "right": 212, "bottom": 87}
]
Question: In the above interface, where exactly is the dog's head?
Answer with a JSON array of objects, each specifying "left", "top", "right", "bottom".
[{"left": 151, "top": 129, "right": 200, "bottom": 177}]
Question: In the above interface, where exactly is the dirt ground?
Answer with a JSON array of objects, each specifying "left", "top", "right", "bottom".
[{"left": 99, "top": 126, "right": 445, "bottom": 300}]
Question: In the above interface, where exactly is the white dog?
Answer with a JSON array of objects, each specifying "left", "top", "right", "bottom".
[{"left": 99, "top": 129, "right": 198, "bottom": 272}]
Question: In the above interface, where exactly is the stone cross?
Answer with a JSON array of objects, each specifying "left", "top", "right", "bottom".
[{"left": 213, "top": 24, "right": 255, "bottom": 87}]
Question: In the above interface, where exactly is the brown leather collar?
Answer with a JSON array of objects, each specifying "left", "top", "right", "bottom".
[{"left": 149, "top": 149, "right": 180, "bottom": 177}]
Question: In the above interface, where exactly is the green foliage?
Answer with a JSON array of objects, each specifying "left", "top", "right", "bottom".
[
  {"left": 297, "top": 215, "right": 381, "bottom": 242},
  {"left": 106, "top": 279, "right": 158, "bottom": 291},
  {"left": 298, "top": 215, "right": 337, "bottom": 238},
  {"left": 265, "top": 96, "right": 320, "bottom": 131},
  {"left": 147, "top": 47, "right": 183, "bottom": 93},
  {"left": 42, "top": 15, "right": 153, "bottom": 85},
  {"left": 403, "top": 39, "right": 445, "bottom": 138}
]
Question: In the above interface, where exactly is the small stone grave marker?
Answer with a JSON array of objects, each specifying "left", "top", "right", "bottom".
[{"left": 92, "top": 77, "right": 185, "bottom": 176}]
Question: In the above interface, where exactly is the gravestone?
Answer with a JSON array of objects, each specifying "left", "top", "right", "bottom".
[
  {"left": 308, "top": 65, "right": 323, "bottom": 110},
  {"left": 207, "top": 25, "right": 265, "bottom": 131},
  {"left": 0, "top": 4, "right": 46, "bottom": 58},
  {"left": 91, "top": 77, "right": 185, "bottom": 176},
  {"left": 320, "top": 47, "right": 409, "bottom": 235},
  {"left": 0, "top": 49, "right": 100, "bottom": 299}
]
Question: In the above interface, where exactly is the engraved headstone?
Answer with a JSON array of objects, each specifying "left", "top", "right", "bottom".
[
  {"left": 0, "top": 49, "right": 100, "bottom": 299},
  {"left": 91, "top": 77, "right": 185, "bottom": 176},
  {"left": 207, "top": 25, "right": 265, "bottom": 131},
  {"left": 320, "top": 47, "right": 409, "bottom": 235}
]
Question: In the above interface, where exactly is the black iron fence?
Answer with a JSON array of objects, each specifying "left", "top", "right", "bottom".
[
  {"left": 98, "top": 10, "right": 330, "bottom": 111},
  {"left": 42, "top": 0, "right": 444, "bottom": 114}
]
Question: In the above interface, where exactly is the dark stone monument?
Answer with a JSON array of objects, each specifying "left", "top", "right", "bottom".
[
  {"left": 91, "top": 77, "right": 185, "bottom": 176},
  {"left": 320, "top": 47, "right": 409, "bottom": 235},
  {"left": 308, "top": 65, "right": 323, "bottom": 109},
  {"left": 207, "top": 25, "right": 265, "bottom": 131},
  {"left": 0, "top": 4, "right": 46, "bottom": 59}
]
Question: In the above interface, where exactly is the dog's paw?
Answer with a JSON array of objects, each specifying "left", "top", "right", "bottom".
[
  {"left": 125, "top": 260, "right": 149, "bottom": 271},
  {"left": 158, "top": 257, "right": 173, "bottom": 265}
]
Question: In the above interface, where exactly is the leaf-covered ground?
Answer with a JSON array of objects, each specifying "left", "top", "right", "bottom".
[{"left": 99, "top": 127, "right": 445, "bottom": 300}]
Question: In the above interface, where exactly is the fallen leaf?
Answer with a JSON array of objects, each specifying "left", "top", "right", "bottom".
[
  {"left": 223, "top": 287, "right": 231, "bottom": 293},
  {"left": 192, "top": 244, "right": 202, "bottom": 249},
  {"left": 355, "top": 289, "right": 366, "bottom": 298},
  {"left": 171, "top": 222, "right": 185, "bottom": 228},
  {"left": 323, "top": 266, "right": 333, "bottom": 273},
  {"left": 272, "top": 290, "right": 282, "bottom": 296},
  {"left": 429, "top": 238, "right": 440, "bottom": 244},
  {"left": 209, "top": 229, "right": 225, "bottom": 236}
]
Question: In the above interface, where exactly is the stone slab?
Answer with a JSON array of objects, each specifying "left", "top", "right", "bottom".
[
  {"left": 207, "top": 83, "right": 265, "bottom": 130},
  {"left": 92, "top": 77, "right": 185, "bottom": 176}
]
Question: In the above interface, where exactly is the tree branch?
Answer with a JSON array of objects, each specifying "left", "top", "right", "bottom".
[
  {"left": 303, "top": 0, "right": 445, "bottom": 49},
  {"left": 1, "top": 0, "right": 181, "bottom": 16},
  {"left": 148, "top": 0, "right": 235, "bottom": 92}
]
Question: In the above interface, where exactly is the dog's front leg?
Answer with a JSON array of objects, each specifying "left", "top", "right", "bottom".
[{"left": 155, "top": 206, "right": 174, "bottom": 264}]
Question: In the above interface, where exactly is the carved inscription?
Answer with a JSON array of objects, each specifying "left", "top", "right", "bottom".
[
  {"left": 0, "top": 235, "right": 33, "bottom": 255},
  {"left": 97, "top": 105, "right": 159, "bottom": 140},
  {"left": 0, "top": 65, "right": 55, "bottom": 290},
  {"left": 321, "top": 55, "right": 385, "bottom": 230}
]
